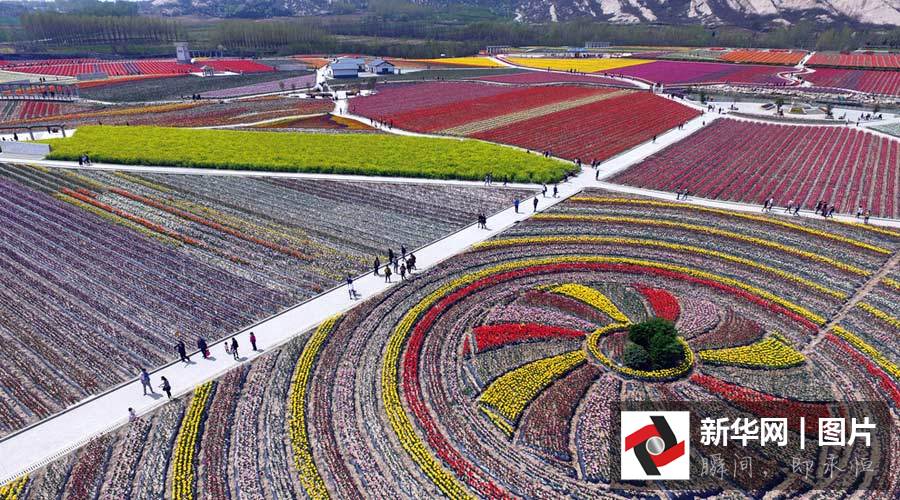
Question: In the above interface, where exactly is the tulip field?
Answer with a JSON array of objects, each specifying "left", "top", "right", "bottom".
[
  {"left": 611, "top": 118, "right": 900, "bottom": 218},
  {"left": 804, "top": 68, "right": 900, "bottom": 96},
  {"left": 3, "top": 96, "right": 335, "bottom": 129},
  {"left": 615, "top": 60, "right": 793, "bottom": 86},
  {"left": 0, "top": 163, "right": 533, "bottom": 435},
  {"left": 349, "top": 82, "right": 699, "bottom": 162},
  {"left": 6, "top": 189, "right": 898, "bottom": 498}
]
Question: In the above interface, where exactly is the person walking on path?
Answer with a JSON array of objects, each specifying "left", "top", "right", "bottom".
[
  {"left": 197, "top": 337, "right": 209, "bottom": 358},
  {"left": 864, "top": 210, "right": 871, "bottom": 224},
  {"left": 384, "top": 265, "right": 392, "bottom": 283},
  {"left": 553, "top": 185, "right": 558, "bottom": 198},
  {"left": 250, "top": 331, "right": 257, "bottom": 351},
  {"left": 400, "top": 263, "right": 407, "bottom": 281},
  {"left": 827, "top": 205, "right": 836, "bottom": 218},
  {"left": 407, "top": 253, "right": 416, "bottom": 272},
  {"left": 347, "top": 274, "right": 359, "bottom": 299},
  {"left": 392, "top": 256, "right": 399, "bottom": 274},
  {"left": 176, "top": 339, "right": 190, "bottom": 363},
  {"left": 140, "top": 368, "right": 154, "bottom": 395},
  {"left": 785, "top": 200, "right": 794, "bottom": 213},
  {"left": 160, "top": 377, "right": 172, "bottom": 399},
  {"left": 533, "top": 197, "right": 539, "bottom": 212},
  {"left": 373, "top": 256, "right": 381, "bottom": 276},
  {"left": 793, "top": 204, "right": 801, "bottom": 216},
  {"left": 542, "top": 184, "right": 547, "bottom": 197},
  {"left": 388, "top": 248, "right": 395, "bottom": 267},
  {"left": 128, "top": 407, "right": 138, "bottom": 422},
  {"left": 230, "top": 337, "right": 239, "bottom": 360},
  {"left": 595, "top": 169, "right": 600, "bottom": 181},
  {"left": 856, "top": 205, "right": 864, "bottom": 218},
  {"left": 514, "top": 198, "right": 520, "bottom": 213},
  {"left": 401, "top": 245, "right": 406, "bottom": 260}
]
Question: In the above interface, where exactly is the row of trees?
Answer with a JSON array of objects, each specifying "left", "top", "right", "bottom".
[
  {"left": 20, "top": 12, "right": 182, "bottom": 45},
  {"left": 209, "top": 20, "right": 332, "bottom": 54}
]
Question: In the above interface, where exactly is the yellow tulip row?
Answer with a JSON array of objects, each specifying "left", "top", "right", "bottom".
[
  {"left": 549, "top": 283, "right": 631, "bottom": 323},
  {"left": 0, "top": 475, "right": 27, "bottom": 500},
  {"left": 475, "top": 236, "right": 847, "bottom": 300},
  {"left": 698, "top": 334, "right": 805, "bottom": 368},
  {"left": 170, "top": 381, "right": 213, "bottom": 500},
  {"left": 831, "top": 326, "right": 900, "bottom": 380},
  {"left": 856, "top": 302, "right": 900, "bottom": 330},
  {"left": 479, "top": 406, "right": 514, "bottom": 437},
  {"left": 478, "top": 350, "right": 586, "bottom": 424},
  {"left": 587, "top": 324, "right": 694, "bottom": 380},
  {"left": 570, "top": 196, "right": 891, "bottom": 255},
  {"left": 532, "top": 214, "right": 870, "bottom": 277},
  {"left": 288, "top": 315, "right": 342, "bottom": 500},
  {"left": 382, "top": 255, "right": 827, "bottom": 497},
  {"left": 383, "top": 269, "right": 477, "bottom": 499},
  {"left": 835, "top": 220, "right": 900, "bottom": 239},
  {"left": 883, "top": 278, "right": 900, "bottom": 292}
]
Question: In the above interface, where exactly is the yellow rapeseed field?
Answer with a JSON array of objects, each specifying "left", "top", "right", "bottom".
[
  {"left": 412, "top": 56, "right": 506, "bottom": 68},
  {"left": 505, "top": 56, "right": 652, "bottom": 73}
]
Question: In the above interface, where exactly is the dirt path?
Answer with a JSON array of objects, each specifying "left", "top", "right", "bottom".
[{"left": 809, "top": 249, "right": 899, "bottom": 349}]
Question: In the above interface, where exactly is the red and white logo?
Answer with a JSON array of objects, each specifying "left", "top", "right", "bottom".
[{"left": 621, "top": 411, "right": 690, "bottom": 480}]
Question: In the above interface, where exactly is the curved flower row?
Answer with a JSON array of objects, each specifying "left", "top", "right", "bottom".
[
  {"left": 634, "top": 284, "right": 680, "bottom": 321},
  {"left": 468, "top": 323, "right": 586, "bottom": 353},
  {"left": 531, "top": 214, "right": 871, "bottom": 277},
  {"left": 475, "top": 235, "right": 849, "bottom": 299},
  {"left": 288, "top": 315, "right": 342, "bottom": 500},
  {"left": 830, "top": 326, "right": 900, "bottom": 380},
  {"left": 477, "top": 349, "right": 586, "bottom": 425},
  {"left": 856, "top": 302, "right": 900, "bottom": 330},
  {"left": 384, "top": 255, "right": 829, "bottom": 497},
  {"left": 588, "top": 323, "right": 695, "bottom": 380},
  {"left": 698, "top": 334, "right": 805, "bottom": 368},
  {"left": 548, "top": 283, "right": 631, "bottom": 323},
  {"left": 0, "top": 476, "right": 27, "bottom": 500},
  {"left": 569, "top": 196, "right": 892, "bottom": 255},
  {"left": 170, "top": 381, "right": 213, "bottom": 500}
]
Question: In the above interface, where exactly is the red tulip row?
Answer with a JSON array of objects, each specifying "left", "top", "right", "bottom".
[
  {"left": 825, "top": 334, "right": 900, "bottom": 407},
  {"left": 467, "top": 322, "right": 586, "bottom": 354},
  {"left": 691, "top": 373, "right": 830, "bottom": 434},
  {"left": 634, "top": 284, "right": 680, "bottom": 322}
]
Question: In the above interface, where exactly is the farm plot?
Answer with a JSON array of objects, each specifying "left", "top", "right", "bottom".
[{"left": 616, "top": 60, "right": 793, "bottom": 86}]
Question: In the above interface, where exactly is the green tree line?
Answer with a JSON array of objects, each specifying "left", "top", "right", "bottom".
[{"left": 20, "top": 11, "right": 182, "bottom": 45}]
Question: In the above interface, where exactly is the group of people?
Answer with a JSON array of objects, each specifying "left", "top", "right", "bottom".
[
  {"left": 541, "top": 183, "right": 559, "bottom": 198},
  {"left": 134, "top": 330, "right": 260, "bottom": 415},
  {"left": 813, "top": 200, "right": 837, "bottom": 218},
  {"left": 372, "top": 245, "right": 416, "bottom": 284},
  {"left": 477, "top": 213, "right": 489, "bottom": 229},
  {"left": 675, "top": 188, "right": 692, "bottom": 200},
  {"left": 78, "top": 154, "right": 92, "bottom": 166}
]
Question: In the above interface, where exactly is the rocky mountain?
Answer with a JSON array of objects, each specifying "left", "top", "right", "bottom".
[{"left": 148, "top": 0, "right": 900, "bottom": 26}]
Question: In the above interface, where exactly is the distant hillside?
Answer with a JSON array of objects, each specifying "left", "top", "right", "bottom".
[{"left": 147, "top": 0, "right": 900, "bottom": 26}]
